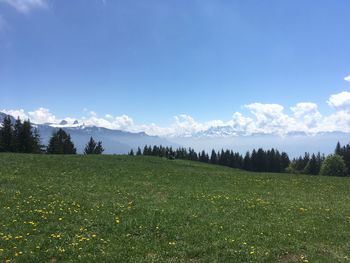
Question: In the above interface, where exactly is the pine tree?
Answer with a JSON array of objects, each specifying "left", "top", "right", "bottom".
[
  {"left": 84, "top": 137, "right": 104, "bottom": 154},
  {"left": 304, "top": 153, "right": 319, "bottom": 175},
  {"left": 280, "top": 152, "right": 290, "bottom": 171},
  {"left": 210, "top": 149, "right": 217, "bottom": 164},
  {"left": 95, "top": 141, "right": 104, "bottom": 154},
  {"left": 243, "top": 152, "right": 251, "bottom": 170},
  {"left": 11, "top": 117, "right": 22, "bottom": 152},
  {"left": 20, "top": 120, "right": 41, "bottom": 153},
  {"left": 84, "top": 137, "right": 97, "bottom": 154},
  {"left": 129, "top": 149, "right": 134, "bottom": 156},
  {"left": 0, "top": 115, "right": 13, "bottom": 152},
  {"left": 136, "top": 147, "right": 142, "bottom": 155},
  {"left": 335, "top": 142, "right": 342, "bottom": 155},
  {"left": 47, "top": 129, "right": 76, "bottom": 154}
]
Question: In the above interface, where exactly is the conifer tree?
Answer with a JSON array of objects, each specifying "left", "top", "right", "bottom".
[
  {"left": 95, "top": 141, "right": 104, "bottom": 154},
  {"left": 335, "top": 142, "right": 342, "bottom": 155},
  {"left": 280, "top": 152, "right": 290, "bottom": 171},
  {"left": 210, "top": 149, "right": 217, "bottom": 164},
  {"left": 84, "top": 137, "right": 104, "bottom": 154},
  {"left": 84, "top": 137, "right": 97, "bottom": 154},
  {"left": 243, "top": 152, "right": 251, "bottom": 170},
  {"left": 20, "top": 120, "right": 41, "bottom": 153},
  {"left": 47, "top": 129, "right": 76, "bottom": 154},
  {"left": 0, "top": 115, "right": 13, "bottom": 152},
  {"left": 11, "top": 117, "right": 22, "bottom": 152},
  {"left": 304, "top": 153, "right": 319, "bottom": 175}
]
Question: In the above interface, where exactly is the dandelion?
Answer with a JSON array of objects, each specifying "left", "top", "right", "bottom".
[{"left": 168, "top": 241, "right": 176, "bottom": 245}]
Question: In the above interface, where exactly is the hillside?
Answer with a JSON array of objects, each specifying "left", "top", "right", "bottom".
[{"left": 0, "top": 154, "right": 349, "bottom": 262}]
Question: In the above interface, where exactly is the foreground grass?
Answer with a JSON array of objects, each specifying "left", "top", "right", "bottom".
[{"left": 0, "top": 154, "right": 349, "bottom": 262}]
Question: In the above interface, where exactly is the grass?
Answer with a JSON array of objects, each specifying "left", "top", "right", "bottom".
[{"left": 0, "top": 153, "right": 350, "bottom": 262}]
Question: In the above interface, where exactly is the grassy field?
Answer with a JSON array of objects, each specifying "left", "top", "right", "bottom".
[{"left": 0, "top": 154, "right": 349, "bottom": 262}]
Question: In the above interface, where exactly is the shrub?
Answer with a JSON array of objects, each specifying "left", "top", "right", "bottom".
[{"left": 320, "top": 154, "right": 347, "bottom": 177}]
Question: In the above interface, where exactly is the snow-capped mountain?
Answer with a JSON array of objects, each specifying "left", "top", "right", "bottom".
[
  {"left": 1, "top": 112, "right": 349, "bottom": 157},
  {"left": 0, "top": 112, "right": 177, "bottom": 154}
]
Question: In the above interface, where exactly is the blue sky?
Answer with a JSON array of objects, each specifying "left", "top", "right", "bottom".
[{"left": 1, "top": 0, "right": 350, "bottom": 136}]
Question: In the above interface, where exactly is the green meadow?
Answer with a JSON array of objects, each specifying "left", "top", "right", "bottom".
[{"left": 0, "top": 153, "right": 349, "bottom": 262}]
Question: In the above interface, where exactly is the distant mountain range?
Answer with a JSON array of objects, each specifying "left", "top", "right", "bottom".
[
  {"left": 0, "top": 112, "right": 176, "bottom": 154},
  {"left": 1, "top": 112, "right": 349, "bottom": 156}
]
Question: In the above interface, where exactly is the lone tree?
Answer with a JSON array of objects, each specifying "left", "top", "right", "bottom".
[
  {"left": 84, "top": 137, "right": 104, "bottom": 154},
  {"left": 320, "top": 154, "right": 347, "bottom": 177},
  {"left": 47, "top": 129, "right": 76, "bottom": 154}
]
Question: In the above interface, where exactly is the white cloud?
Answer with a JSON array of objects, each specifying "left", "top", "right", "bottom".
[
  {"left": 4, "top": 89, "right": 350, "bottom": 137},
  {"left": 290, "top": 102, "right": 322, "bottom": 130},
  {"left": 291, "top": 102, "right": 319, "bottom": 118},
  {"left": 321, "top": 110, "right": 350, "bottom": 133},
  {"left": 28, "top": 107, "right": 56, "bottom": 124},
  {"left": 327, "top": 91, "right": 350, "bottom": 110},
  {"left": 171, "top": 114, "right": 205, "bottom": 136},
  {"left": 80, "top": 112, "right": 135, "bottom": 131},
  {"left": 1, "top": 108, "right": 28, "bottom": 120},
  {"left": 244, "top": 103, "right": 295, "bottom": 135},
  {"left": 344, "top": 75, "right": 350, "bottom": 82},
  {"left": 2, "top": 0, "right": 48, "bottom": 13},
  {"left": 226, "top": 112, "right": 254, "bottom": 134}
]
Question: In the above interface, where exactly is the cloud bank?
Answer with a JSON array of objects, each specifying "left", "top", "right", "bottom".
[{"left": 3, "top": 89, "right": 350, "bottom": 137}]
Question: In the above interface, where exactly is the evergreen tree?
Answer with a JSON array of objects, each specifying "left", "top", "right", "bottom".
[
  {"left": 47, "top": 129, "right": 76, "bottom": 154},
  {"left": 95, "top": 141, "right": 104, "bottom": 154},
  {"left": 210, "top": 149, "right": 217, "bottom": 164},
  {"left": 136, "top": 147, "right": 142, "bottom": 155},
  {"left": 334, "top": 142, "right": 350, "bottom": 174},
  {"left": 243, "top": 152, "right": 251, "bottom": 170},
  {"left": 0, "top": 115, "right": 13, "bottom": 152},
  {"left": 11, "top": 117, "right": 22, "bottom": 152},
  {"left": 84, "top": 137, "right": 97, "bottom": 154},
  {"left": 128, "top": 149, "right": 134, "bottom": 156},
  {"left": 304, "top": 153, "right": 319, "bottom": 175},
  {"left": 280, "top": 152, "right": 290, "bottom": 171},
  {"left": 335, "top": 142, "right": 342, "bottom": 155},
  {"left": 143, "top": 145, "right": 149, "bottom": 155},
  {"left": 84, "top": 137, "right": 104, "bottom": 154},
  {"left": 20, "top": 120, "right": 41, "bottom": 153}
]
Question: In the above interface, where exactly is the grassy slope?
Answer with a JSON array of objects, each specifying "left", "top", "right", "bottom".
[{"left": 0, "top": 154, "right": 349, "bottom": 262}]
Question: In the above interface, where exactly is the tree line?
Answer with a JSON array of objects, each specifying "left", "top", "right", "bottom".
[
  {"left": 130, "top": 142, "right": 350, "bottom": 177},
  {"left": 130, "top": 145, "right": 291, "bottom": 173},
  {"left": 1, "top": 114, "right": 349, "bottom": 176},
  {"left": 287, "top": 142, "right": 350, "bottom": 177},
  {"left": 0, "top": 115, "right": 104, "bottom": 155}
]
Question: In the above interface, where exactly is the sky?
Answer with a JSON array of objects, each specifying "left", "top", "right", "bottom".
[{"left": 1, "top": 0, "right": 350, "bottom": 137}]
